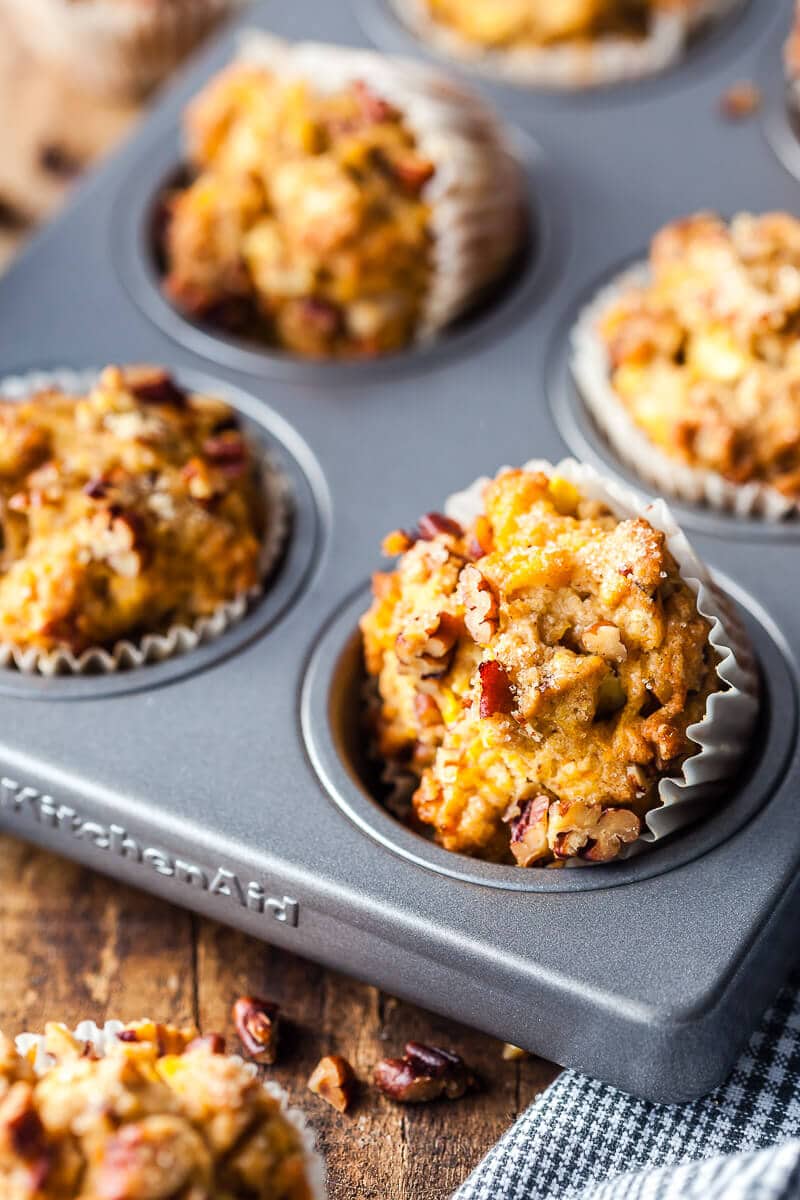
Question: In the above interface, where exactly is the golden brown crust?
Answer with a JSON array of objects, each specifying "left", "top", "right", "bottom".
[
  {"left": 0, "top": 366, "right": 265, "bottom": 656},
  {"left": 0, "top": 1022, "right": 314, "bottom": 1199},
  {"left": 163, "top": 64, "right": 434, "bottom": 359},
  {"left": 597, "top": 212, "right": 800, "bottom": 498},
  {"left": 360, "top": 469, "right": 719, "bottom": 866}
]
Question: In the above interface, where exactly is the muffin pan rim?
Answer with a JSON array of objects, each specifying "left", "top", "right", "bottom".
[
  {"left": 301, "top": 578, "right": 794, "bottom": 893},
  {"left": 0, "top": 364, "right": 325, "bottom": 700},
  {"left": 112, "top": 128, "right": 566, "bottom": 384},
  {"left": 758, "top": 14, "right": 800, "bottom": 183}
]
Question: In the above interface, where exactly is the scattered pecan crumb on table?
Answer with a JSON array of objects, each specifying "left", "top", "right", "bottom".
[{"left": 719, "top": 82, "right": 761, "bottom": 120}]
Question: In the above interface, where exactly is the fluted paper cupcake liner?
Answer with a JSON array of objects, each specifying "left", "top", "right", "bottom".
[
  {"left": 571, "top": 265, "right": 799, "bottom": 520},
  {"left": 15, "top": 1019, "right": 327, "bottom": 1200},
  {"left": 238, "top": 32, "right": 526, "bottom": 339},
  {"left": 0, "top": 368, "right": 290, "bottom": 677},
  {"left": 0, "top": 0, "right": 249, "bottom": 100},
  {"left": 442, "top": 457, "right": 759, "bottom": 858},
  {"left": 389, "top": 0, "right": 744, "bottom": 88}
]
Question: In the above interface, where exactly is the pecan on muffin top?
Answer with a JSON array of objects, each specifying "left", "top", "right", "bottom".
[
  {"left": 361, "top": 468, "right": 720, "bottom": 867},
  {"left": 0, "top": 366, "right": 266, "bottom": 658}
]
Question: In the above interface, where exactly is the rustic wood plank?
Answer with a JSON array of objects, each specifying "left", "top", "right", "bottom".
[
  {"left": 0, "top": 834, "right": 196, "bottom": 1032},
  {"left": 195, "top": 918, "right": 559, "bottom": 1199}
]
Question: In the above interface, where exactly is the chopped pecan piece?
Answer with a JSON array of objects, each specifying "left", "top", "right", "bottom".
[
  {"left": 478, "top": 660, "right": 514, "bottom": 718},
  {"left": 353, "top": 80, "right": 398, "bottom": 125},
  {"left": 391, "top": 155, "right": 435, "bottom": 195},
  {"left": 414, "top": 692, "right": 442, "bottom": 727},
  {"left": 295, "top": 297, "right": 342, "bottom": 336},
  {"left": 553, "top": 807, "right": 640, "bottom": 862},
  {"left": 396, "top": 612, "right": 460, "bottom": 679},
  {"left": 202, "top": 433, "right": 247, "bottom": 464},
  {"left": 182, "top": 456, "right": 217, "bottom": 501},
  {"left": 719, "top": 82, "right": 761, "bottom": 120},
  {"left": 307, "top": 1055, "right": 357, "bottom": 1113},
  {"left": 582, "top": 621, "right": 626, "bottom": 663},
  {"left": 83, "top": 476, "right": 110, "bottom": 501},
  {"left": 232, "top": 996, "right": 280, "bottom": 1065},
  {"left": 84, "top": 509, "right": 147, "bottom": 578},
  {"left": 0, "top": 1081, "right": 50, "bottom": 1187},
  {"left": 509, "top": 795, "right": 550, "bottom": 867},
  {"left": 374, "top": 1042, "right": 477, "bottom": 1104},
  {"left": 128, "top": 371, "right": 188, "bottom": 409},
  {"left": 39, "top": 143, "right": 82, "bottom": 178},
  {"left": 581, "top": 808, "right": 641, "bottom": 861},
  {"left": 417, "top": 512, "right": 463, "bottom": 541},
  {"left": 459, "top": 564, "right": 498, "bottom": 645}
]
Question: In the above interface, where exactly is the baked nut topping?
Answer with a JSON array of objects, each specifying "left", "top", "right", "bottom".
[
  {"left": 361, "top": 468, "right": 720, "bottom": 866},
  {"left": 307, "top": 1055, "right": 357, "bottom": 1113},
  {"left": 596, "top": 212, "right": 800, "bottom": 499},
  {"left": 0, "top": 1023, "right": 317, "bottom": 1199},
  {"left": 0, "top": 366, "right": 266, "bottom": 659},
  {"left": 374, "top": 1042, "right": 477, "bottom": 1103},
  {"left": 162, "top": 63, "right": 435, "bottom": 359},
  {"left": 233, "top": 996, "right": 281, "bottom": 1066}
]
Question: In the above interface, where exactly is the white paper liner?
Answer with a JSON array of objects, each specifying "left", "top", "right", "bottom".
[
  {"left": 237, "top": 32, "right": 527, "bottom": 339},
  {"left": 571, "top": 264, "right": 800, "bottom": 520},
  {"left": 440, "top": 457, "right": 759, "bottom": 858},
  {"left": 0, "top": 368, "right": 290, "bottom": 677},
  {"left": 14, "top": 1019, "right": 327, "bottom": 1200},
  {"left": 0, "top": 0, "right": 250, "bottom": 99},
  {"left": 389, "top": 0, "right": 744, "bottom": 88}
]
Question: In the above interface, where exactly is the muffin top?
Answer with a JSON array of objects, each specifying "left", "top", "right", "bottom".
[
  {"left": 0, "top": 1021, "right": 315, "bottom": 1199},
  {"left": 361, "top": 468, "right": 719, "bottom": 866},
  {"left": 597, "top": 212, "right": 800, "bottom": 498},
  {"left": 412, "top": 0, "right": 699, "bottom": 48},
  {"left": 163, "top": 62, "right": 435, "bottom": 358},
  {"left": 0, "top": 366, "right": 265, "bottom": 657}
]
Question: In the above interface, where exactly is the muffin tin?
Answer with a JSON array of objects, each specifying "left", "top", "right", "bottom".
[{"left": 0, "top": 0, "right": 797, "bottom": 1103}]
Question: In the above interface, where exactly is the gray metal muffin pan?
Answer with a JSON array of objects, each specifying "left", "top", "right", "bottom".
[{"left": 0, "top": 0, "right": 797, "bottom": 1103}]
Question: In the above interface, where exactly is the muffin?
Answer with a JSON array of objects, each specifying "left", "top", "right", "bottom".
[
  {"left": 390, "top": 0, "right": 742, "bottom": 87},
  {"left": 0, "top": 0, "right": 248, "bottom": 101},
  {"left": 0, "top": 365, "right": 275, "bottom": 671},
  {"left": 3, "top": 1019, "right": 323, "bottom": 1198},
  {"left": 161, "top": 34, "right": 525, "bottom": 359},
  {"left": 573, "top": 212, "right": 800, "bottom": 518},
  {"left": 360, "top": 462, "right": 753, "bottom": 867}
]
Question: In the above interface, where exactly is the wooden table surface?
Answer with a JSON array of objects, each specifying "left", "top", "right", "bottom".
[{"left": 0, "top": 16, "right": 559, "bottom": 1199}]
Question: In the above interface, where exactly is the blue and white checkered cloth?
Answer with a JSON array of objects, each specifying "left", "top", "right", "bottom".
[{"left": 454, "top": 974, "right": 800, "bottom": 1200}]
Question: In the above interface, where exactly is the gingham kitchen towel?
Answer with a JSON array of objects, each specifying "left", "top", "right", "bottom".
[{"left": 454, "top": 973, "right": 800, "bottom": 1200}]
